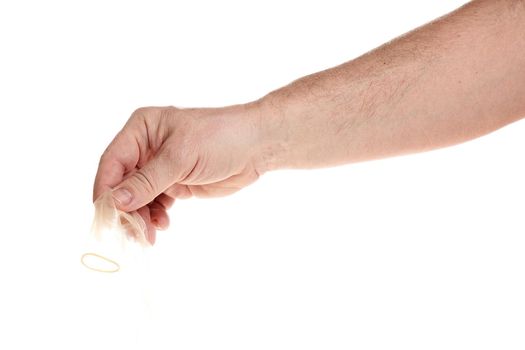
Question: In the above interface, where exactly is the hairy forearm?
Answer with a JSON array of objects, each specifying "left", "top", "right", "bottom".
[{"left": 254, "top": 0, "right": 525, "bottom": 172}]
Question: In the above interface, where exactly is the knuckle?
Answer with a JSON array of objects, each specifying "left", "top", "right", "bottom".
[
  {"left": 99, "top": 146, "right": 114, "bottom": 161},
  {"left": 132, "top": 106, "right": 150, "bottom": 117},
  {"left": 130, "top": 107, "right": 158, "bottom": 124},
  {"left": 132, "top": 169, "right": 158, "bottom": 195},
  {"left": 98, "top": 152, "right": 108, "bottom": 166},
  {"left": 159, "top": 106, "right": 176, "bottom": 120}
]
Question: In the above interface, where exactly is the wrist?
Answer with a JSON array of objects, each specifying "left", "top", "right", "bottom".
[{"left": 250, "top": 92, "right": 292, "bottom": 174}]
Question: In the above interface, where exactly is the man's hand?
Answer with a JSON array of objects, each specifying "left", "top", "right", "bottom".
[{"left": 93, "top": 104, "right": 264, "bottom": 244}]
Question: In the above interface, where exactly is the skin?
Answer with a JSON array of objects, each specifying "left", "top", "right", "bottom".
[{"left": 94, "top": 0, "right": 525, "bottom": 244}]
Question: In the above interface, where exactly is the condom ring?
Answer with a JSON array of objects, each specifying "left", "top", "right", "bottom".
[{"left": 81, "top": 253, "right": 120, "bottom": 273}]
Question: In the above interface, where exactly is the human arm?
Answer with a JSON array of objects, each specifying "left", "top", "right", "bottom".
[
  {"left": 93, "top": 0, "right": 525, "bottom": 244},
  {"left": 255, "top": 0, "right": 525, "bottom": 171}
]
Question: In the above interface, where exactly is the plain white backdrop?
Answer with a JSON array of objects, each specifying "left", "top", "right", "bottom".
[{"left": 1, "top": 0, "right": 524, "bottom": 349}]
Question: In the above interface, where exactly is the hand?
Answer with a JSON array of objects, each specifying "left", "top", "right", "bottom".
[{"left": 93, "top": 103, "right": 265, "bottom": 244}]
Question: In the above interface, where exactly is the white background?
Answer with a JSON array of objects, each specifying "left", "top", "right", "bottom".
[{"left": 1, "top": 0, "right": 524, "bottom": 349}]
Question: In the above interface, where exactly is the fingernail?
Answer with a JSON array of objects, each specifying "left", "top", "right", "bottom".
[
  {"left": 112, "top": 188, "right": 133, "bottom": 206},
  {"left": 152, "top": 219, "right": 167, "bottom": 231},
  {"left": 147, "top": 230, "right": 156, "bottom": 245}
]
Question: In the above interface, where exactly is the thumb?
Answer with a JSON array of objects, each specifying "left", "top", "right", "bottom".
[{"left": 112, "top": 150, "right": 180, "bottom": 212}]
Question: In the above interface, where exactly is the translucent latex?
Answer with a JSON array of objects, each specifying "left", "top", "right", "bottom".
[{"left": 81, "top": 191, "right": 151, "bottom": 272}]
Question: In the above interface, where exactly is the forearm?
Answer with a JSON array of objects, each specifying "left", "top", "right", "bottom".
[{"left": 254, "top": 0, "right": 525, "bottom": 171}]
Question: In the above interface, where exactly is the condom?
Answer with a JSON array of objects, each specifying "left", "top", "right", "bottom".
[{"left": 81, "top": 191, "right": 151, "bottom": 273}]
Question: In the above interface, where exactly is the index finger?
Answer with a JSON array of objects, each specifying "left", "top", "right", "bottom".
[{"left": 93, "top": 130, "right": 140, "bottom": 202}]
